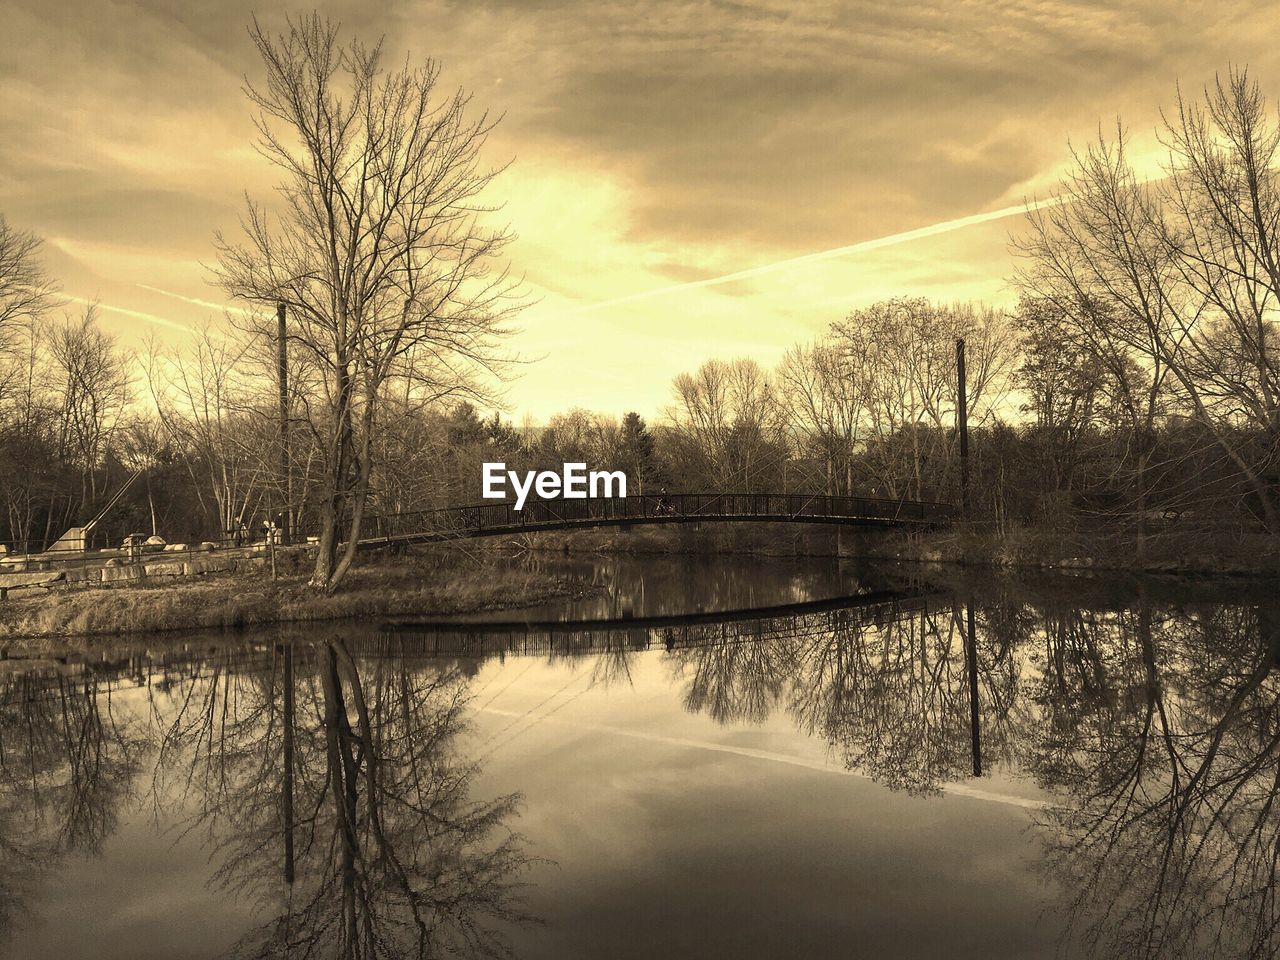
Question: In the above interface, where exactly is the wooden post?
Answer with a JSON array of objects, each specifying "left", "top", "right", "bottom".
[
  {"left": 956, "top": 337, "right": 970, "bottom": 518},
  {"left": 277, "top": 301, "right": 291, "bottom": 546}
]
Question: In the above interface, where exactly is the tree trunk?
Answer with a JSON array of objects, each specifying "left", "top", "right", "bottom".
[
  {"left": 1133, "top": 444, "right": 1149, "bottom": 565},
  {"left": 148, "top": 488, "right": 157, "bottom": 536},
  {"left": 312, "top": 359, "right": 356, "bottom": 592},
  {"left": 328, "top": 405, "right": 377, "bottom": 592}
]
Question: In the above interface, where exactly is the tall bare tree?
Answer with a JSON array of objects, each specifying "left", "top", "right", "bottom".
[
  {"left": 214, "top": 15, "right": 522, "bottom": 592},
  {"left": 46, "top": 305, "right": 132, "bottom": 509},
  {"left": 666, "top": 358, "right": 787, "bottom": 491},
  {"left": 0, "top": 216, "right": 57, "bottom": 406},
  {"left": 777, "top": 340, "right": 865, "bottom": 495},
  {"left": 1017, "top": 70, "right": 1280, "bottom": 537}
]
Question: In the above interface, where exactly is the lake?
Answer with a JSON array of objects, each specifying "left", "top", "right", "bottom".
[{"left": 1, "top": 554, "right": 1276, "bottom": 959}]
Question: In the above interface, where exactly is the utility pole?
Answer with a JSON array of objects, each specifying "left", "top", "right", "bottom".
[
  {"left": 277, "top": 301, "right": 291, "bottom": 546},
  {"left": 282, "top": 643, "right": 296, "bottom": 884},
  {"left": 956, "top": 337, "right": 970, "bottom": 519},
  {"left": 965, "top": 597, "right": 982, "bottom": 777}
]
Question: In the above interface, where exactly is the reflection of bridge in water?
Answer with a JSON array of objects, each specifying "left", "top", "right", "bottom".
[
  {"left": 0, "top": 588, "right": 946, "bottom": 695},
  {"left": 378, "top": 588, "right": 945, "bottom": 659},
  {"left": 353, "top": 492, "right": 954, "bottom": 548}
]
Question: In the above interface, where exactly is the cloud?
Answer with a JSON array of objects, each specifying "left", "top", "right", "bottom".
[
  {"left": 5, "top": 0, "right": 1280, "bottom": 418},
  {"left": 480, "top": 704, "right": 1049, "bottom": 809}
]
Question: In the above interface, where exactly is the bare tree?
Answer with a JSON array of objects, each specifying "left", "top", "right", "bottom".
[
  {"left": 1017, "top": 131, "right": 1183, "bottom": 554},
  {"left": 1013, "top": 298, "right": 1107, "bottom": 478},
  {"left": 0, "top": 216, "right": 58, "bottom": 406},
  {"left": 144, "top": 323, "right": 266, "bottom": 539},
  {"left": 827, "top": 298, "right": 1018, "bottom": 499},
  {"left": 46, "top": 305, "right": 132, "bottom": 508},
  {"left": 214, "top": 15, "right": 523, "bottom": 592},
  {"left": 1017, "top": 70, "right": 1280, "bottom": 537},
  {"left": 777, "top": 340, "right": 866, "bottom": 495},
  {"left": 666, "top": 358, "right": 786, "bottom": 490},
  {"left": 0, "top": 216, "right": 56, "bottom": 339}
]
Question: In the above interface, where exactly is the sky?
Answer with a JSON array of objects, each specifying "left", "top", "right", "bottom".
[{"left": 3, "top": 0, "right": 1280, "bottom": 420}]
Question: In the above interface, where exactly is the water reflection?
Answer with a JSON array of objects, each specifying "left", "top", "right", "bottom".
[
  {"left": 0, "top": 669, "right": 142, "bottom": 929},
  {"left": 393, "top": 576, "right": 1280, "bottom": 957},
  {"left": 1026, "top": 594, "right": 1280, "bottom": 959},
  {"left": 411, "top": 592, "right": 998, "bottom": 794},
  {"left": 1, "top": 568, "right": 1279, "bottom": 958},
  {"left": 0, "top": 642, "right": 534, "bottom": 959}
]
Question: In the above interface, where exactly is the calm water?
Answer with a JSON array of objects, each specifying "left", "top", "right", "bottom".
[{"left": 2, "top": 554, "right": 1278, "bottom": 959}]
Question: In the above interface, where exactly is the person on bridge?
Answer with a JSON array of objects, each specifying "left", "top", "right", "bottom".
[{"left": 656, "top": 488, "right": 672, "bottom": 516}]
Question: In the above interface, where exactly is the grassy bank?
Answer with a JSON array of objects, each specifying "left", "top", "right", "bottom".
[{"left": 0, "top": 546, "right": 596, "bottom": 641}]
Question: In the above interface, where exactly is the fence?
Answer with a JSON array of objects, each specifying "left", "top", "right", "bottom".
[{"left": 352, "top": 492, "right": 956, "bottom": 544}]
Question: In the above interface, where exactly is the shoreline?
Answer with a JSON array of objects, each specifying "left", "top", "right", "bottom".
[
  {"left": 496, "top": 522, "right": 1280, "bottom": 579},
  {"left": 8, "top": 527, "right": 1278, "bottom": 647},
  {"left": 0, "top": 548, "right": 598, "bottom": 644}
]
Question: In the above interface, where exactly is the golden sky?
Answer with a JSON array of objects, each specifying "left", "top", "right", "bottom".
[{"left": 4, "top": 0, "right": 1278, "bottom": 419}]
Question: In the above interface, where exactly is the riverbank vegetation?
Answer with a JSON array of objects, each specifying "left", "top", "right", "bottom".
[
  {"left": 0, "top": 547, "right": 594, "bottom": 640},
  {"left": 4, "top": 36, "right": 1280, "bottom": 579},
  {"left": 509, "top": 519, "right": 1280, "bottom": 575}
]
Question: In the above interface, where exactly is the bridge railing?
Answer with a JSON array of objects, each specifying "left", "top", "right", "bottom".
[{"left": 354, "top": 492, "right": 954, "bottom": 542}]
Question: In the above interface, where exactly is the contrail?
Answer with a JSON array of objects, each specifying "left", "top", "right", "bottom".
[
  {"left": 574, "top": 197, "right": 1063, "bottom": 314},
  {"left": 137, "top": 283, "right": 251, "bottom": 316},
  {"left": 138, "top": 197, "right": 1061, "bottom": 322},
  {"left": 63, "top": 294, "right": 190, "bottom": 333},
  {"left": 478, "top": 705, "right": 1050, "bottom": 810}
]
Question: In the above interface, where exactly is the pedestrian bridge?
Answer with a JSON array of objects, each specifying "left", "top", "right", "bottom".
[
  {"left": 356, "top": 492, "right": 954, "bottom": 548},
  {"left": 378, "top": 587, "right": 944, "bottom": 659}
]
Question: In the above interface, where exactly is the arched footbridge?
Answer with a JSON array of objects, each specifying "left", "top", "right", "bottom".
[
  {"left": 355, "top": 492, "right": 954, "bottom": 548},
  {"left": 377, "top": 587, "right": 945, "bottom": 659}
]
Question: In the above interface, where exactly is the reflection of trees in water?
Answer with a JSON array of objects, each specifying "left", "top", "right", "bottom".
[
  {"left": 151, "top": 639, "right": 535, "bottom": 959},
  {"left": 5, "top": 589, "right": 1280, "bottom": 958},
  {"left": 1024, "top": 598, "right": 1280, "bottom": 959},
  {"left": 582, "top": 630, "right": 650, "bottom": 690},
  {"left": 667, "top": 601, "right": 1019, "bottom": 794},
  {"left": 0, "top": 643, "right": 533, "bottom": 959},
  {"left": 788, "top": 602, "right": 1015, "bottom": 792},
  {"left": 514, "top": 552, "right": 891, "bottom": 623},
  {"left": 660, "top": 592, "right": 1280, "bottom": 957},
  {"left": 679, "top": 622, "right": 797, "bottom": 724},
  {"left": 0, "top": 669, "right": 143, "bottom": 937}
]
